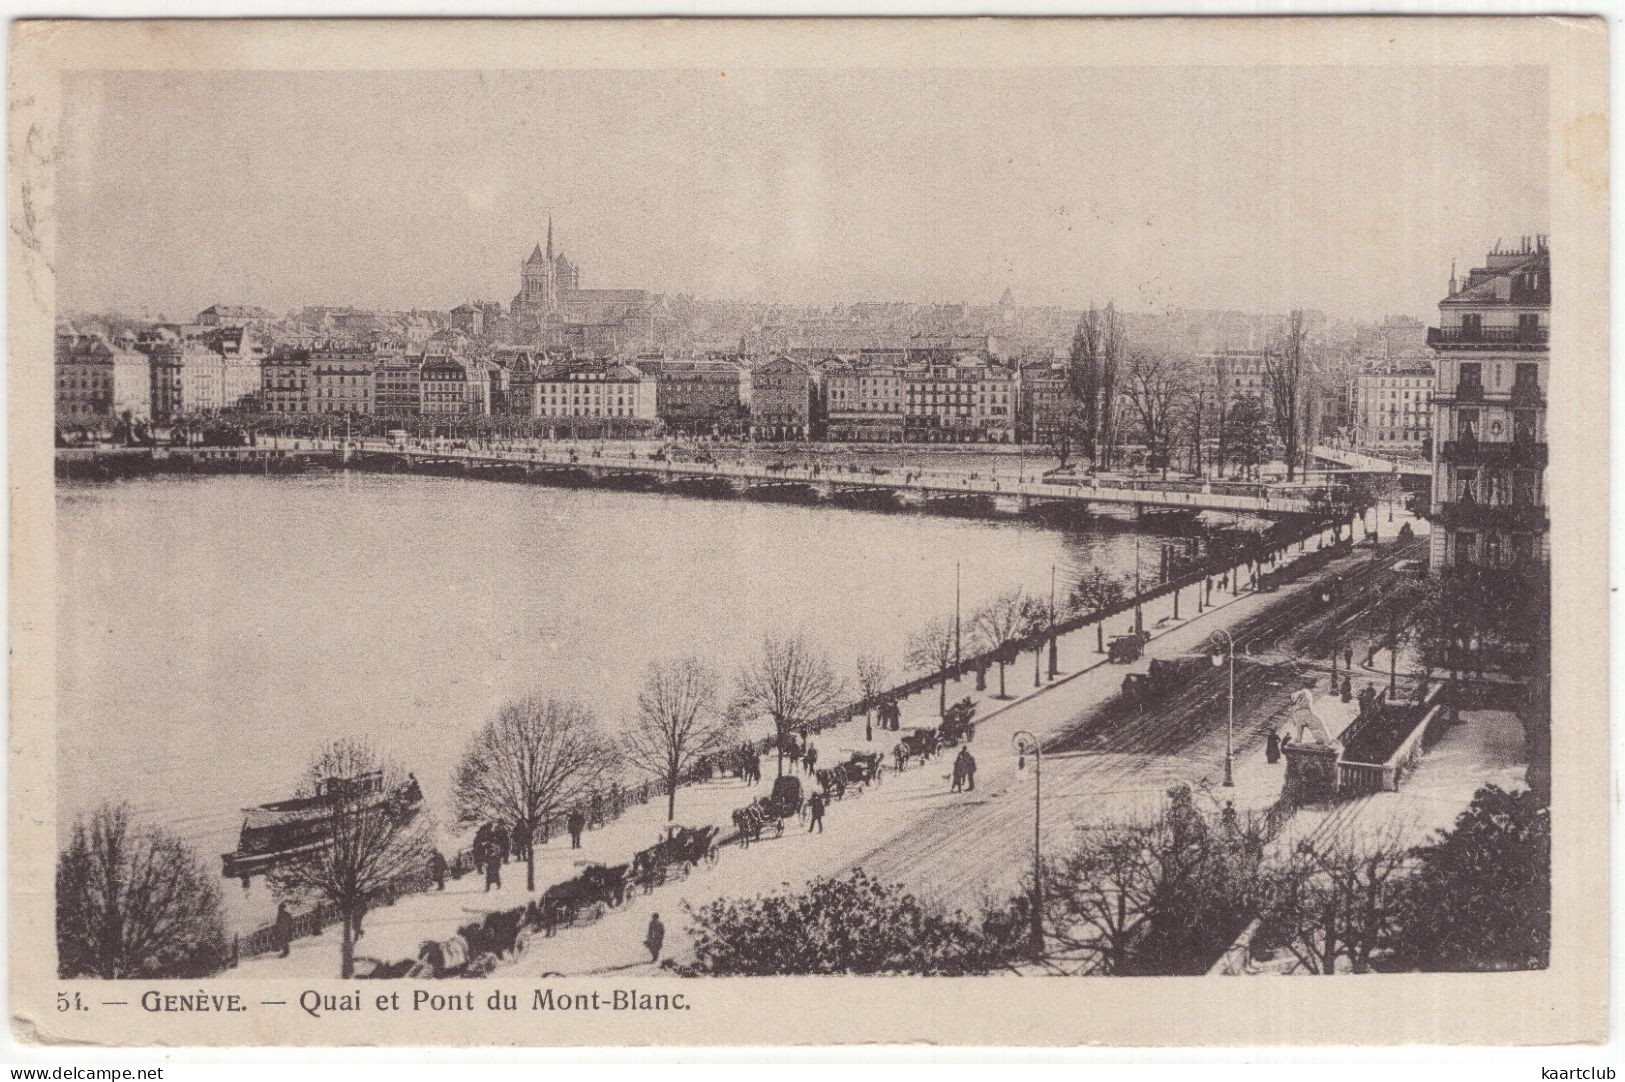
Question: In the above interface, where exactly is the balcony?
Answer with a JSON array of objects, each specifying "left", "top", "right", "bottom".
[
  {"left": 1433, "top": 501, "right": 1548, "bottom": 531},
  {"left": 1439, "top": 440, "right": 1548, "bottom": 468},
  {"left": 1427, "top": 325, "right": 1548, "bottom": 350}
]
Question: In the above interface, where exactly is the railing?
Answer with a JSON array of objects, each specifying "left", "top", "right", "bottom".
[
  {"left": 1427, "top": 325, "right": 1548, "bottom": 347},
  {"left": 1337, "top": 761, "right": 1388, "bottom": 795},
  {"left": 1433, "top": 500, "right": 1547, "bottom": 530},
  {"left": 1439, "top": 440, "right": 1547, "bottom": 468}
]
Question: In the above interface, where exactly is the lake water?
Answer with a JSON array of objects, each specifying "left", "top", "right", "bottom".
[{"left": 55, "top": 471, "right": 1193, "bottom": 926}]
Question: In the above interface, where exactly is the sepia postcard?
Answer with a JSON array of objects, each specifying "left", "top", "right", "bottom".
[{"left": 7, "top": 16, "right": 1610, "bottom": 1048}]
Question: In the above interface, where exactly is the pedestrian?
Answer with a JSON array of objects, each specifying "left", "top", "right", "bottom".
[
  {"left": 1265, "top": 730, "right": 1281, "bottom": 764},
  {"left": 1341, "top": 674, "right": 1353, "bottom": 702},
  {"left": 644, "top": 913, "right": 666, "bottom": 964},
  {"left": 805, "top": 745, "right": 818, "bottom": 776},
  {"left": 808, "top": 791, "right": 826, "bottom": 833},
  {"left": 485, "top": 850, "right": 502, "bottom": 892},
  {"left": 1343, "top": 645, "right": 1354, "bottom": 670},
  {"left": 274, "top": 901, "right": 294, "bottom": 958},
  {"left": 963, "top": 749, "right": 977, "bottom": 791},
  {"left": 568, "top": 807, "right": 585, "bottom": 849},
  {"left": 428, "top": 849, "right": 447, "bottom": 891},
  {"left": 950, "top": 752, "right": 965, "bottom": 792}
]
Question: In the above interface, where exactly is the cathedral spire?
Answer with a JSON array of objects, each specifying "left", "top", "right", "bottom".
[{"left": 546, "top": 215, "right": 554, "bottom": 262}]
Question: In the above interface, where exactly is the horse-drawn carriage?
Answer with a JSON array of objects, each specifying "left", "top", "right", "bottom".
[
  {"left": 539, "top": 862, "right": 629, "bottom": 933},
  {"left": 1108, "top": 630, "right": 1152, "bottom": 663},
  {"left": 730, "top": 774, "right": 805, "bottom": 846},
  {"left": 631, "top": 825, "right": 720, "bottom": 892},
  {"left": 937, "top": 697, "right": 978, "bottom": 746},
  {"left": 893, "top": 726, "right": 941, "bottom": 771},
  {"left": 1121, "top": 656, "right": 1208, "bottom": 707},
  {"left": 815, "top": 750, "right": 885, "bottom": 801}
]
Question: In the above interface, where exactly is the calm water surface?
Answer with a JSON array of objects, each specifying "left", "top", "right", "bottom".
[{"left": 56, "top": 472, "right": 1187, "bottom": 925}]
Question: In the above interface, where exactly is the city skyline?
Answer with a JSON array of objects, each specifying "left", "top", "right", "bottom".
[{"left": 58, "top": 66, "right": 1547, "bottom": 323}]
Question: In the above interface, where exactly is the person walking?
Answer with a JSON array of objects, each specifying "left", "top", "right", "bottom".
[
  {"left": 1265, "top": 730, "right": 1281, "bottom": 765},
  {"left": 1343, "top": 645, "right": 1354, "bottom": 671},
  {"left": 963, "top": 749, "right": 977, "bottom": 792},
  {"left": 568, "top": 808, "right": 586, "bottom": 849},
  {"left": 644, "top": 913, "right": 666, "bottom": 965},
  {"left": 950, "top": 751, "right": 965, "bottom": 793},
  {"left": 807, "top": 791, "right": 826, "bottom": 833},
  {"left": 274, "top": 901, "right": 294, "bottom": 958},
  {"left": 805, "top": 745, "right": 818, "bottom": 777},
  {"left": 428, "top": 849, "right": 447, "bottom": 891},
  {"left": 485, "top": 850, "right": 502, "bottom": 892}
]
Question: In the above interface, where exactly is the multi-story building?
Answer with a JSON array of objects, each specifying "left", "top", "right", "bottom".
[
  {"left": 55, "top": 333, "right": 152, "bottom": 424},
  {"left": 749, "top": 356, "right": 820, "bottom": 441},
  {"left": 310, "top": 341, "right": 377, "bottom": 415},
  {"left": 420, "top": 352, "right": 490, "bottom": 417},
  {"left": 531, "top": 364, "right": 658, "bottom": 422},
  {"left": 373, "top": 352, "right": 422, "bottom": 418},
  {"left": 904, "top": 357, "right": 1017, "bottom": 443},
  {"left": 650, "top": 359, "right": 750, "bottom": 436},
  {"left": 206, "top": 326, "right": 266, "bottom": 411},
  {"left": 1426, "top": 236, "right": 1549, "bottom": 571},
  {"left": 148, "top": 339, "right": 226, "bottom": 419},
  {"left": 1199, "top": 349, "right": 1272, "bottom": 411},
  {"left": 823, "top": 363, "right": 905, "bottom": 443},
  {"left": 262, "top": 347, "right": 312, "bottom": 415},
  {"left": 1018, "top": 363, "right": 1068, "bottom": 446},
  {"left": 197, "top": 304, "right": 273, "bottom": 329},
  {"left": 1352, "top": 358, "right": 1434, "bottom": 453}
]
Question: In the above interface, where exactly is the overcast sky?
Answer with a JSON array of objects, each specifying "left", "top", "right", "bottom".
[{"left": 57, "top": 65, "right": 1548, "bottom": 321}]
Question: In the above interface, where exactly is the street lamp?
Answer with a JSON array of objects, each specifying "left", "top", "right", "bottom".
[
  {"left": 1011, "top": 729, "right": 1044, "bottom": 958},
  {"left": 1208, "top": 629, "right": 1236, "bottom": 787}
]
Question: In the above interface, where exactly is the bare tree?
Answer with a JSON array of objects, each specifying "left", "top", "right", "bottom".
[
  {"left": 1069, "top": 568, "right": 1128, "bottom": 654},
  {"left": 623, "top": 657, "right": 734, "bottom": 822},
  {"left": 1265, "top": 309, "right": 1312, "bottom": 481},
  {"left": 973, "top": 588, "right": 1030, "bottom": 699},
  {"left": 56, "top": 803, "right": 227, "bottom": 979},
  {"left": 906, "top": 615, "right": 959, "bottom": 719},
  {"left": 453, "top": 696, "right": 614, "bottom": 892},
  {"left": 855, "top": 652, "right": 891, "bottom": 741},
  {"left": 1123, "top": 349, "right": 1190, "bottom": 479},
  {"left": 1257, "top": 833, "right": 1409, "bottom": 975},
  {"left": 736, "top": 633, "right": 845, "bottom": 776},
  {"left": 269, "top": 739, "right": 430, "bottom": 978}
]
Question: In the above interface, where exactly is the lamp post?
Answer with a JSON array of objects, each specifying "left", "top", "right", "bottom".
[
  {"left": 1209, "top": 629, "right": 1236, "bottom": 787},
  {"left": 1047, "top": 564, "right": 1059, "bottom": 678},
  {"left": 1011, "top": 729, "right": 1044, "bottom": 958}
]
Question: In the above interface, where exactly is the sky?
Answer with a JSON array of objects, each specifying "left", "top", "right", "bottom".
[{"left": 56, "top": 65, "right": 1549, "bottom": 322}]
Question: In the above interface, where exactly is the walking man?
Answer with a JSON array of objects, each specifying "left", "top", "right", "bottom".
[
  {"left": 644, "top": 913, "right": 666, "bottom": 965},
  {"left": 568, "top": 808, "right": 585, "bottom": 849},
  {"left": 963, "top": 749, "right": 977, "bottom": 792},
  {"left": 807, "top": 791, "right": 826, "bottom": 833},
  {"left": 805, "top": 744, "right": 818, "bottom": 777},
  {"left": 485, "top": 850, "right": 502, "bottom": 892},
  {"left": 274, "top": 901, "right": 294, "bottom": 958},
  {"left": 428, "top": 849, "right": 447, "bottom": 891}
]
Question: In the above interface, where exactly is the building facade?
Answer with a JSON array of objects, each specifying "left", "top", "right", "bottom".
[
  {"left": 419, "top": 353, "right": 490, "bottom": 417},
  {"left": 1018, "top": 364, "right": 1068, "bottom": 446},
  {"left": 373, "top": 352, "right": 423, "bottom": 418},
  {"left": 262, "top": 348, "right": 312, "bottom": 415},
  {"left": 749, "top": 356, "right": 820, "bottom": 440},
  {"left": 824, "top": 363, "right": 905, "bottom": 442},
  {"left": 55, "top": 333, "right": 152, "bottom": 425},
  {"left": 904, "top": 358, "right": 1016, "bottom": 443},
  {"left": 531, "top": 364, "right": 658, "bottom": 422},
  {"left": 1352, "top": 359, "right": 1434, "bottom": 453},
  {"left": 651, "top": 359, "right": 750, "bottom": 435},
  {"left": 1427, "top": 236, "right": 1549, "bottom": 571},
  {"left": 310, "top": 342, "right": 377, "bottom": 415}
]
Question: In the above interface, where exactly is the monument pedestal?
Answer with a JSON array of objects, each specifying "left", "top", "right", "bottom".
[{"left": 1283, "top": 743, "right": 1341, "bottom": 805}]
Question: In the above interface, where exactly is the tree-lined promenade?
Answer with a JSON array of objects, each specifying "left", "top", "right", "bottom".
[{"left": 61, "top": 508, "right": 1351, "bottom": 980}]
